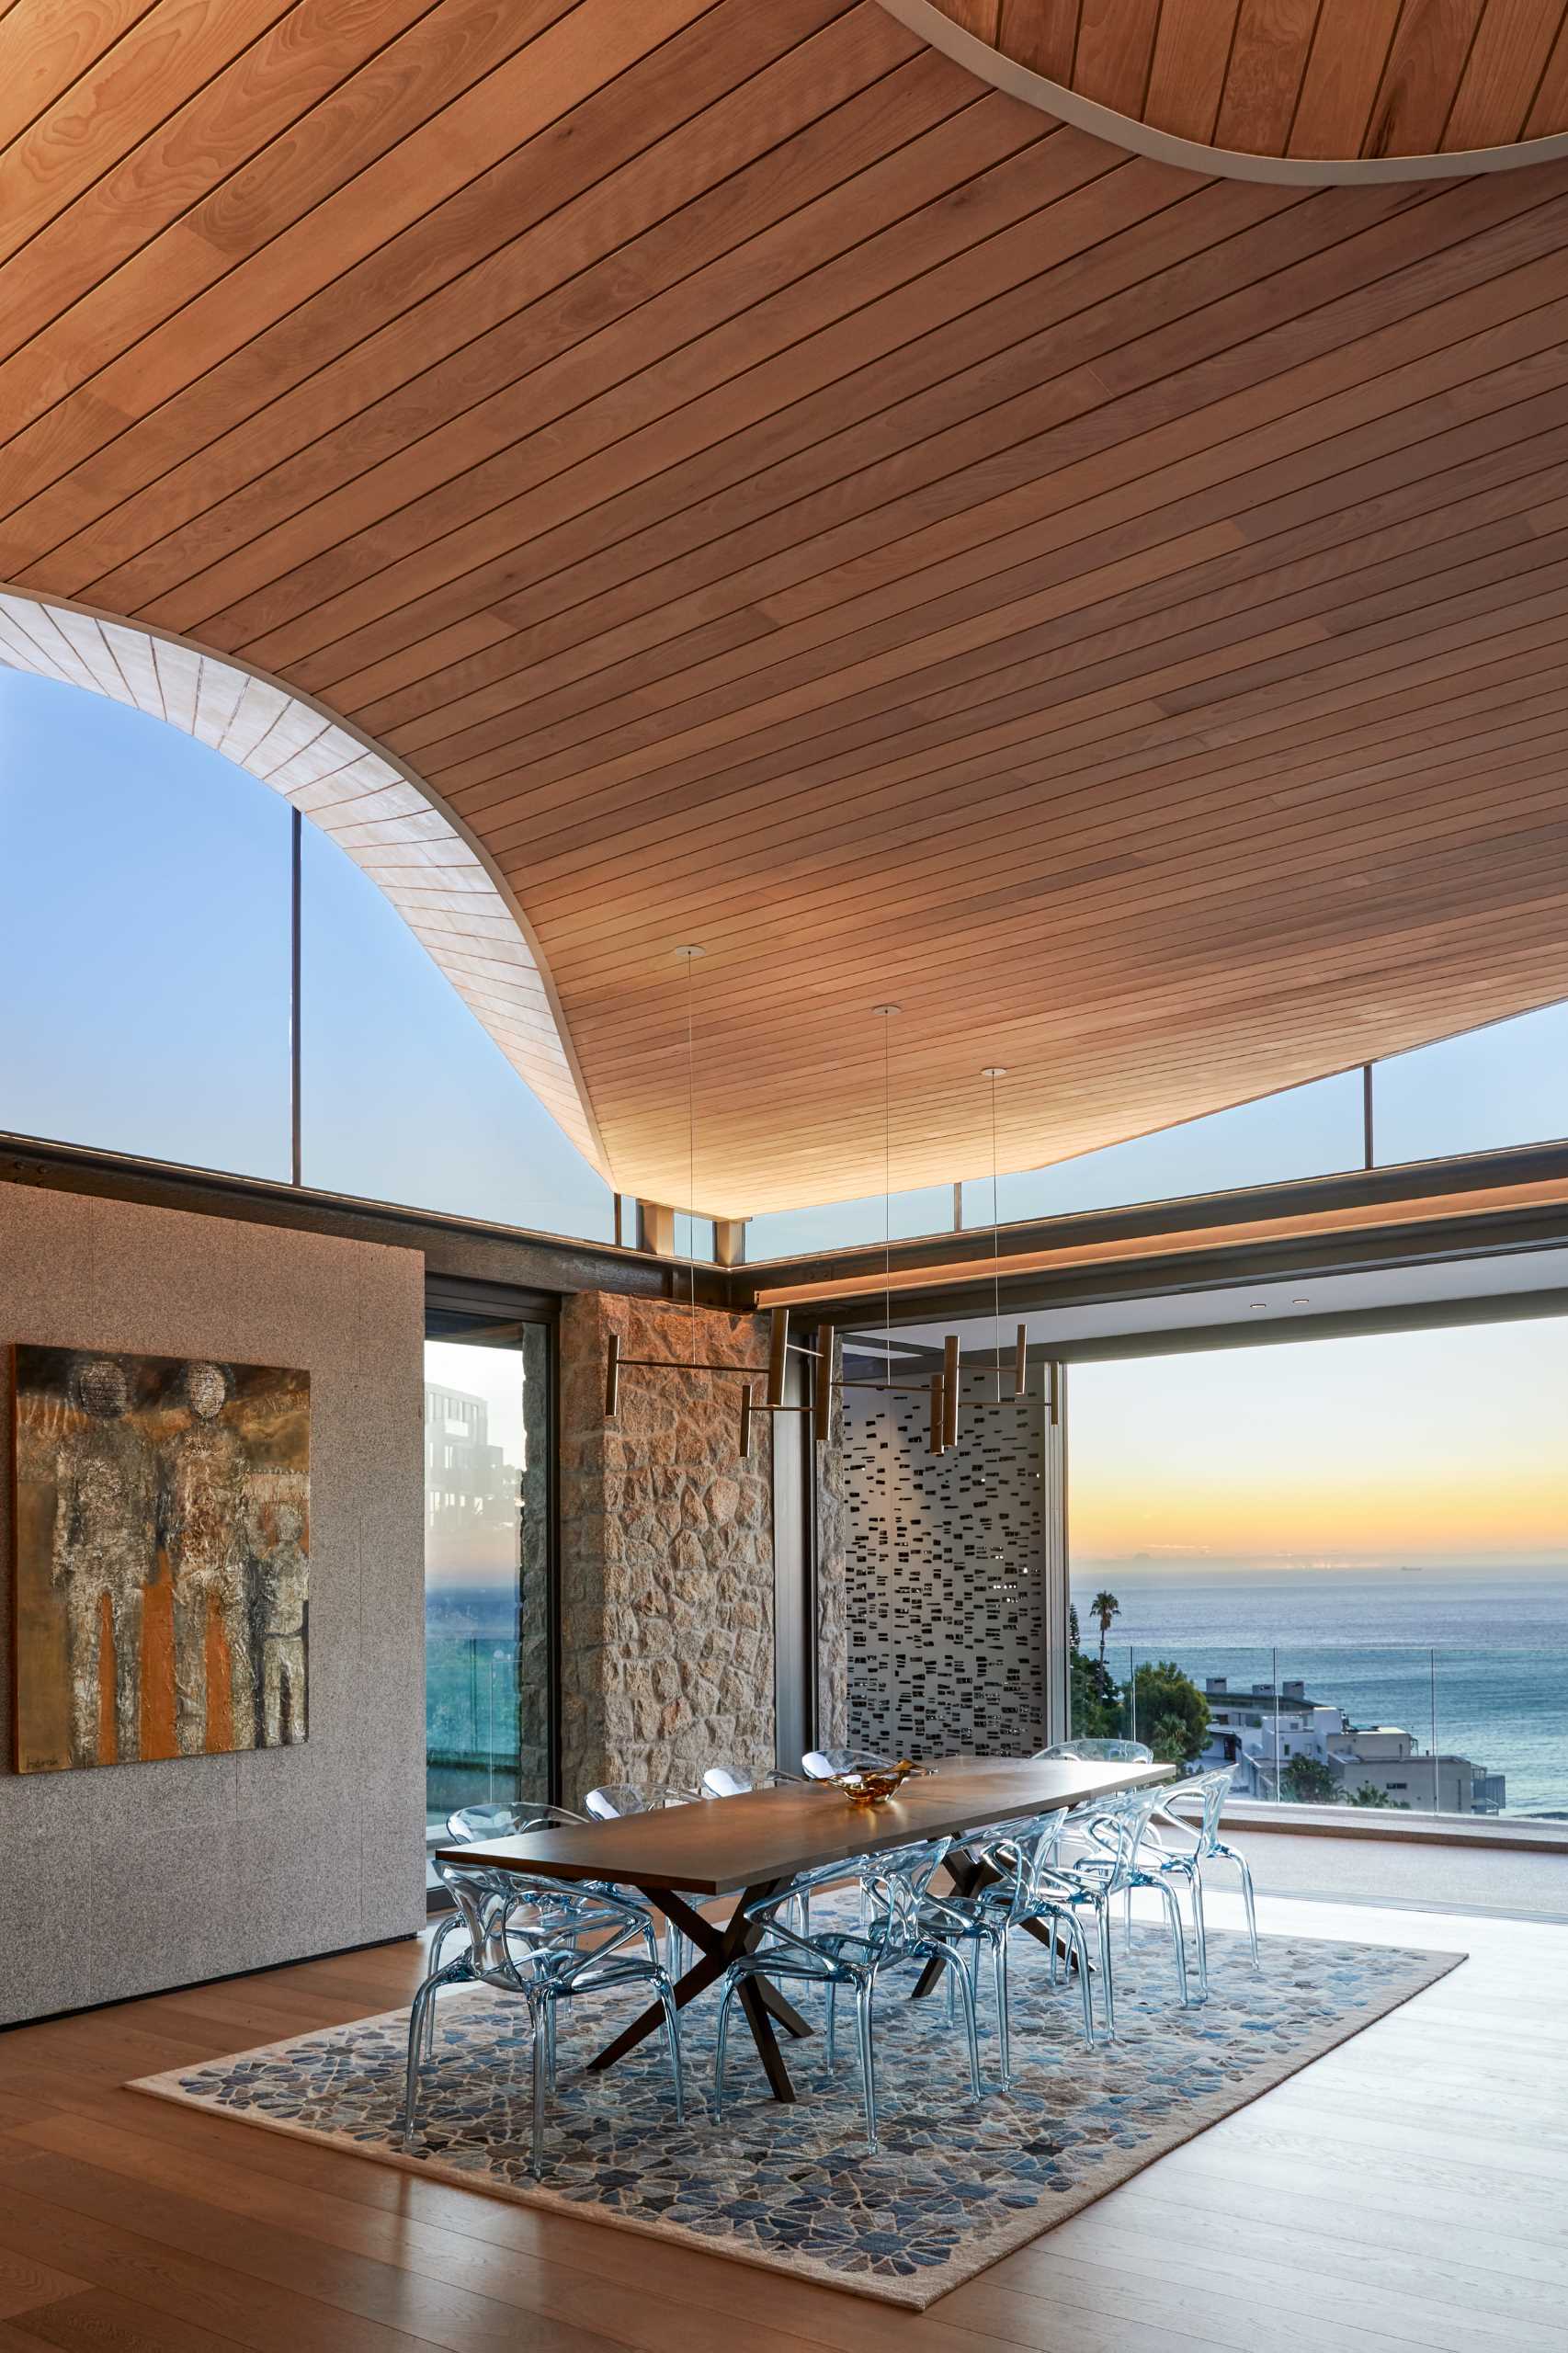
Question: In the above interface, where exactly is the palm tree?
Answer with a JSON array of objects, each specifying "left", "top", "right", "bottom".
[{"left": 1089, "top": 1589, "right": 1120, "bottom": 1669}]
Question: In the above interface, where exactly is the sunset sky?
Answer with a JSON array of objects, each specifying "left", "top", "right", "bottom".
[{"left": 1068, "top": 1317, "right": 1568, "bottom": 1570}]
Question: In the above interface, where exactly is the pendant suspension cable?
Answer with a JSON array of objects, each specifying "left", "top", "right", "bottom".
[
  {"left": 676, "top": 947, "right": 705, "bottom": 1365},
  {"left": 873, "top": 1005, "right": 900, "bottom": 1370},
  {"left": 982, "top": 1067, "right": 1006, "bottom": 1405}
]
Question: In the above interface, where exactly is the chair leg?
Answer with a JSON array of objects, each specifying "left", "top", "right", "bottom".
[
  {"left": 943, "top": 1946, "right": 982, "bottom": 2102},
  {"left": 1096, "top": 1903, "right": 1117, "bottom": 2042},
  {"left": 403, "top": 1974, "right": 438, "bottom": 2149},
  {"left": 825, "top": 1975, "right": 838, "bottom": 2071},
  {"left": 714, "top": 1979, "right": 737, "bottom": 2119},
  {"left": 1188, "top": 1866, "right": 1209, "bottom": 2003},
  {"left": 545, "top": 1995, "right": 558, "bottom": 2090},
  {"left": 855, "top": 1976, "right": 879, "bottom": 2154},
  {"left": 529, "top": 1995, "right": 550, "bottom": 2178},
  {"left": 1123, "top": 1882, "right": 1134, "bottom": 1955},
  {"left": 1067, "top": 1914, "right": 1096, "bottom": 2048},
  {"left": 992, "top": 1928, "right": 1011, "bottom": 2087},
  {"left": 1156, "top": 1878, "right": 1191, "bottom": 2006},
  {"left": 1234, "top": 1851, "right": 1260, "bottom": 1969},
  {"left": 656, "top": 1975, "right": 686, "bottom": 2126}
]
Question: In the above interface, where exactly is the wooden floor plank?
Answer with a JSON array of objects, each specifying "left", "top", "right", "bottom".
[{"left": 0, "top": 1886, "right": 1562, "bottom": 2353}]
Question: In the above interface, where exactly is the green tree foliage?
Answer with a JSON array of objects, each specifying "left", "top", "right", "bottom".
[
  {"left": 1346, "top": 1780, "right": 1403, "bottom": 1808},
  {"left": 1128, "top": 1660, "right": 1209, "bottom": 1764},
  {"left": 1280, "top": 1753, "right": 1338, "bottom": 1804},
  {"left": 1089, "top": 1589, "right": 1120, "bottom": 1666}
]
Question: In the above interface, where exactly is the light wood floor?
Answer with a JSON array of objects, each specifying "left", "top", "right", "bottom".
[{"left": 0, "top": 1887, "right": 1561, "bottom": 2352}]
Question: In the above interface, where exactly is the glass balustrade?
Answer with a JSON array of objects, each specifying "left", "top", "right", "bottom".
[{"left": 1069, "top": 1640, "right": 1559, "bottom": 1822}]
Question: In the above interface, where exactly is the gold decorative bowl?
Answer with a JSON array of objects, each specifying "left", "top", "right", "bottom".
[{"left": 829, "top": 1760, "right": 927, "bottom": 1808}]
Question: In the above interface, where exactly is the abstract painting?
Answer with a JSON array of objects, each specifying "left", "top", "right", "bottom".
[{"left": 11, "top": 1347, "right": 310, "bottom": 1773}]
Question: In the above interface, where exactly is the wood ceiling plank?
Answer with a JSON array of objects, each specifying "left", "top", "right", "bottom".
[
  {"left": 997, "top": 0, "right": 1080, "bottom": 85},
  {"left": 1523, "top": 3, "right": 1568, "bottom": 125},
  {"left": 435, "top": 268, "right": 1561, "bottom": 765},
  {"left": 0, "top": 0, "right": 296, "bottom": 268},
  {"left": 0, "top": 0, "right": 850, "bottom": 569},
  {"left": 1213, "top": 0, "right": 1323, "bottom": 157},
  {"left": 1288, "top": 0, "right": 1404, "bottom": 155},
  {"left": 1441, "top": 0, "right": 1568, "bottom": 145},
  {"left": 121, "top": 51, "right": 986, "bottom": 634},
  {"left": 1071, "top": 0, "right": 1161, "bottom": 119},
  {"left": 351, "top": 164, "right": 1279, "bottom": 740},
  {"left": 205, "top": 93, "right": 1057, "bottom": 667},
  {"left": 413, "top": 383, "right": 1568, "bottom": 794},
  {"left": 0, "top": 0, "right": 452, "bottom": 377},
  {"left": 1143, "top": 0, "right": 1244, "bottom": 144},
  {"left": 525, "top": 569, "right": 1568, "bottom": 1011},
  {"left": 459, "top": 270, "right": 1568, "bottom": 858},
  {"left": 0, "top": 1, "right": 158, "bottom": 153},
  {"left": 407, "top": 172, "right": 1561, "bottom": 782},
  {"left": 528, "top": 623, "right": 1568, "bottom": 954},
  {"left": 1365, "top": 0, "right": 1490, "bottom": 158},
  {"left": 0, "top": 0, "right": 720, "bottom": 516},
  {"left": 46, "top": 2, "right": 907, "bottom": 609}
]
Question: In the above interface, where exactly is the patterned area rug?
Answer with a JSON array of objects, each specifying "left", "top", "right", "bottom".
[{"left": 131, "top": 1923, "right": 1461, "bottom": 2307}]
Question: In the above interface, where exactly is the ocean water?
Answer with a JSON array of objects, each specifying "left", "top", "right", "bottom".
[{"left": 1070, "top": 1569, "right": 1568, "bottom": 1816}]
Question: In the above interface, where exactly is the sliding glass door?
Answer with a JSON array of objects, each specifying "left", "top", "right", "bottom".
[{"left": 423, "top": 1302, "right": 552, "bottom": 1859}]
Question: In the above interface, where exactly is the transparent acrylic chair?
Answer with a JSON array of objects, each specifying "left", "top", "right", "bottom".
[
  {"left": 800, "top": 1746, "right": 894, "bottom": 1779},
  {"left": 923, "top": 1810, "right": 1101, "bottom": 2075},
  {"left": 1131, "top": 1766, "right": 1259, "bottom": 1988},
  {"left": 1030, "top": 1781, "right": 1195, "bottom": 2039},
  {"left": 423, "top": 1802, "right": 659, "bottom": 2059},
  {"left": 584, "top": 1782, "right": 699, "bottom": 1978},
  {"left": 1032, "top": 1740, "right": 1155, "bottom": 1764},
  {"left": 407, "top": 1859, "right": 683, "bottom": 2177},
  {"left": 713, "top": 1836, "right": 983, "bottom": 2152},
  {"left": 701, "top": 1763, "right": 817, "bottom": 1936}
]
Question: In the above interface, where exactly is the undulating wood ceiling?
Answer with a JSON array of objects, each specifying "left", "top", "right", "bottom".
[
  {"left": 5, "top": 0, "right": 1568, "bottom": 1216},
  {"left": 918, "top": 0, "right": 1568, "bottom": 163}
]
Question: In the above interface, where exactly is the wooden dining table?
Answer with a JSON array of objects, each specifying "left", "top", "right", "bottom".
[{"left": 434, "top": 1755, "right": 1172, "bottom": 2102}]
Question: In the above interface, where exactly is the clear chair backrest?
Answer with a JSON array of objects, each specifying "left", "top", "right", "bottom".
[
  {"left": 701, "top": 1766, "right": 750, "bottom": 1798},
  {"left": 435, "top": 1862, "right": 577, "bottom": 1985},
  {"left": 585, "top": 1783, "right": 646, "bottom": 1820},
  {"left": 860, "top": 1836, "right": 951, "bottom": 1948},
  {"left": 1099, "top": 1780, "right": 1182, "bottom": 1880},
  {"left": 1033, "top": 1739, "right": 1154, "bottom": 1763},
  {"left": 801, "top": 1747, "right": 892, "bottom": 1779},
  {"left": 446, "top": 1801, "right": 585, "bottom": 1842},
  {"left": 1171, "top": 1766, "right": 1234, "bottom": 1852}
]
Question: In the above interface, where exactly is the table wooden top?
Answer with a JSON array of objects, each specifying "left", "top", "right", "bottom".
[{"left": 434, "top": 1756, "right": 1173, "bottom": 1896}]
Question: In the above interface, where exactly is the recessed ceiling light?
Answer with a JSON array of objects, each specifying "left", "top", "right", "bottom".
[
  {"left": 1249, "top": 1302, "right": 1267, "bottom": 1311},
  {"left": 1292, "top": 1297, "right": 1310, "bottom": 1307}
]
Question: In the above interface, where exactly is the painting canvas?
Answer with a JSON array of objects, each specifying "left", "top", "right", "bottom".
[{"left": 11, "top": 1347, "right": 310, "bottom": 1774}]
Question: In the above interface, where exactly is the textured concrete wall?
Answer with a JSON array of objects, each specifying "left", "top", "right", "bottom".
[
  {"left": 0, "top": 1180, "right": 426, "bottom": 2025},
  {"left": 559, "top": 1292, "right": 772, "bottom": 1802}
]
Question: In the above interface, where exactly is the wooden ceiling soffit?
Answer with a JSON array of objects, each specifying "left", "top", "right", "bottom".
[{"left": 6, "top": 2, "right": 1568, "bottom": 1214}]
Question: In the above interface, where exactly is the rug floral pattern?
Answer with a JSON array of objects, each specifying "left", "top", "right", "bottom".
[{"left": 131, "top": 1923, "right": 1460, "bottom": 2308}]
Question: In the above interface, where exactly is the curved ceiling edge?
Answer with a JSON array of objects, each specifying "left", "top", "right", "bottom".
[
  {"left": 0, "top": 589, "right": 609, "bottom": 1181},
  {"left": 878, "top": 0, "right": 1568, "bottom": 187}
]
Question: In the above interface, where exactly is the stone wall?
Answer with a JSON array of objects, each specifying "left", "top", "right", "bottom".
[
  {"left": 813, "top": 1330, "right": 850, "bottom": 1746},
  {"left": 558, "top": 1291, "right": 773, "bottom": 1802},
  {"left": 0, "top": 1178, "right": 426, "bottom": 2026}
]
